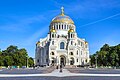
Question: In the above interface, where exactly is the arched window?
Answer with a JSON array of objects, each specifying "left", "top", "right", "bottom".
[
  {"left": 60, "top": 42, "right": 64, "bottom": 49},
  {"left": 56, "top": 25, "right": 58, "bottom": 29},
  {"left": 67, "top": 25, "right": 68, "bottom": 29},
  {"left": 51, "top": 57, "right": 55, "bottom": 65},
  {"left": 53, "top": 25, "right": 55, "bottom": 29},
  {"left": 37, "top": 59, "right": 39, "bottom": 63},
  {"left": 77, "top": 59, "right": 78, "bottom": 62},
  {"left": 52, "top": 34, "right": 54, "bottom": 38},
  {"left": 71, "top": 41, "right": 73, "bottom": 45},
  {"left": 59, "top": 25, "right": 60, "bottom": 29},
  {"left": 52, "top": 41, "right": 54, "bottom": 45},
  {"left": 65, "top": 25, "right": 66, "bottom": 29},
  {"left": 81, "top": 51, "right": 82, "bottom": 55},
  {"left": 62, "top": 25, "right": 63, "bottom": 29},
  {"left": 71, "top": 34, "right": 72, "bottom": 38},
  {"left": 77, "top": 50, "right": 78, "bottom": 55},
  {"left": 51, "top": 52, "right": 54, "bottom": 55},
  {"left": 70, "top": 52, "right": 73, "bottom": 55},
  {"left": 70, "top": 57, "right": 74, "bottom": 65}
]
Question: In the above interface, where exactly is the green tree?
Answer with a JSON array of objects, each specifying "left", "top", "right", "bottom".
[
  {"left": 110, "top": 48, "right": 119, "bottom": 66},
  {"left": 90, "top": 54, "right": 96, "bottom": 66},
  {"left": 115, "top": 44, "right": 120, "bottom": 66},
  {"left": 3, "top": 56, "right": 13, "bottom": 67},
  {"left": 28, "top": 57, "right": 34, "bottom": 67},
  {"left": 0, "top": 56, "right": 3, "bottom": 66},
  {"left": 18, "top": 48, "right": 28, "bottom": 67},
  {"left": 6, "top": 45, "right": 18, "bottom": 54},
  {"left": 90, "top": 43, "right": 120, "bottom": 67},
  {"left": 97, "top": 51, "right": 107, "bottom": 66},
  {"left": 100, "top": 44, "right": 110, "bottom": 51},
  {"left": 0, "top": 45, "right": 34, "bottom": 67}
]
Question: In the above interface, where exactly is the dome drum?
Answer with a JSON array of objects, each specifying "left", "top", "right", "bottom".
[{"left": 50, "top": 23, "right": 75, "bottom": 31}]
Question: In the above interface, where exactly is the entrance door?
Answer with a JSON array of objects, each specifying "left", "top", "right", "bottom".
[
  {"left": 70, "top": 57, "right": 74, "bottom": 65},
  {"left": 60, "top": 55, "right": 66, "bottom": 66}
]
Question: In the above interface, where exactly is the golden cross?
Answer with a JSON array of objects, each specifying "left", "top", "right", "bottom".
[{"left": 61, "top": 7, "right": 64, "bottom": 15}]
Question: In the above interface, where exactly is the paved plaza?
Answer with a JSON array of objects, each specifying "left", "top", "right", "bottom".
[
  {"left": 0, "top": 68, "right": 120, "bottom": 80},
  {"left": 67, "top": 68, "right": 120, "bottom": 74},
  {"left": 1, "top": 76, "right": 120, "bottom": 80}
]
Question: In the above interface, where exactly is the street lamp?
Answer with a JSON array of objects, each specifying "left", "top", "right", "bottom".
[
  {"left": 26, "top": 56, "right": 29, "bottom": 68},
  {"left": 95, "top": 55, "right": 98, "bottom": 68}
]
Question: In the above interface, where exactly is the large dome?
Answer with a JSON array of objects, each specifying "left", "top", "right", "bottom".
[{"left": 51, "top": 7, "right": 74, "bottom": 24}]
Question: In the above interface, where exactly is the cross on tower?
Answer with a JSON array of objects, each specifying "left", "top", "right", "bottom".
[{"left": 61, "top": 7, "right": 64, "bottom": 15}]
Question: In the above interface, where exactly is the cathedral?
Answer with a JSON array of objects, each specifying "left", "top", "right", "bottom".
[{"left": 35, "top": 7, "right": 89, "bottom": 67}]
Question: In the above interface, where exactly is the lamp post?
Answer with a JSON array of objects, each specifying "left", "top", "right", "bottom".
[
  {"left": 26, "top": 56, "right": 29, "bottom": 68},
  {"left": 56, "top": 56, "right": 59, "bottom": 69},
  {"left": 95, "top": 55, "right": 98, "bottom": 68}
]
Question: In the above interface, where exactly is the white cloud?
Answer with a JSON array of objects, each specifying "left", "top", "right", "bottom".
[{"left": 79, "top": 12, "right": 120, "bottom": 27}]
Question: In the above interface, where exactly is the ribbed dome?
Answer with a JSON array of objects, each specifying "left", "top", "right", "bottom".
[
  {"left": 51, "top": 14, "right": 74, "bottom": 24},
  {"left": 51, "top": 7, "right": 74, "bottom": 24}
]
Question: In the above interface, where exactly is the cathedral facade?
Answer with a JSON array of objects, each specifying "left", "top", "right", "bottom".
[{"left": 35, "top": 7, "right": 89, "bottom": 67}]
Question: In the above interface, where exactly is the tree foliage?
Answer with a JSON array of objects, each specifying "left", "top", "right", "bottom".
[
  {"left": 90, "top": 44, "right": 120, "bottom": 67},
  {"left": 0, "top": 45, "right": 34, "bottom": 67}
]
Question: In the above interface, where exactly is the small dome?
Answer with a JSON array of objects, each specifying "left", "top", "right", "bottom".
[
  {"left": 36, "top": 41, "right": 40, "bottom": 45},
  {"left": 50, "top": 29, "right": 56, "bottom": 33},
  {"left": 51, "top": 7, "right": 74, "bottom": 24},
  {"left": 50, "top": 27, "right": 56, "bottom": 32},
  {"left": 85, "top": 41, "right": 88, "bottom": 44},
  {"left": 68, "top": 29, "right": 74, "bottom": 33}
]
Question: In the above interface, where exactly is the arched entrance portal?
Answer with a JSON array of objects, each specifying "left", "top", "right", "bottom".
[{"left": 60, "top": 55, "right": 66, "bottom": 66}]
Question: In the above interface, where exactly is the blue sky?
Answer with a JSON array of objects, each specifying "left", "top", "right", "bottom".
[{"left": 0, "top": 0, "right": 120, "bottom": 57}]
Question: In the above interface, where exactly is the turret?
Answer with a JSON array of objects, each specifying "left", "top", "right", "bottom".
[
  {"left": 50, "top": 26, "right": 56, "bottom": 39},
  {"left": 36, "top": 41, "right": 40, "bottom": 47},
  {"left": 68, "top": 28, "right": 75, "bottom": 39}
]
